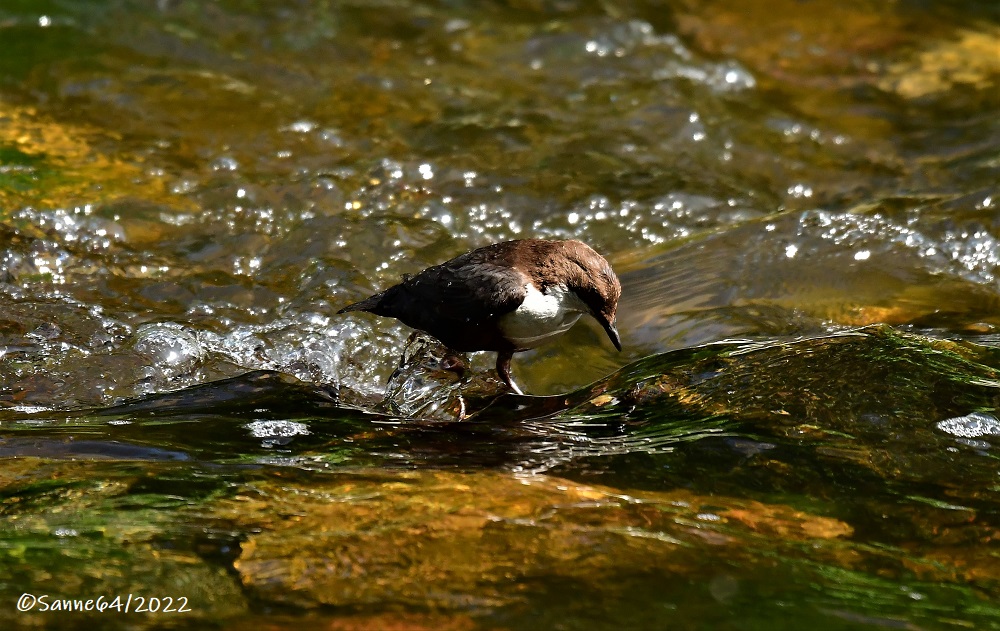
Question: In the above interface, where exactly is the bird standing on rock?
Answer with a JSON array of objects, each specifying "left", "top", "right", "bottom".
[{"left": 337, "top": 238, "right": 622, "bottom": 394}]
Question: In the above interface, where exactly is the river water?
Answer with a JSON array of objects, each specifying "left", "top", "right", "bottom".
[{"left": 1, "top": 1, "right": 999, "bottom": 629}]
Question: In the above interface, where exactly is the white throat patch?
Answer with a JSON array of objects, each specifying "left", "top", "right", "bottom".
[{"left": 498, "top": 283, "right": 588, "bottom": 349}]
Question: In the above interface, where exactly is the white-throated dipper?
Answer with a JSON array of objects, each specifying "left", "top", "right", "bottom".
[{"left": 337, "top": 238, "right": 622, "bottom": 394}]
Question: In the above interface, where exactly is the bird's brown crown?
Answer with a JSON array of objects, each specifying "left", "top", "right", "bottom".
[{"left": 505, "top": 239, "right": 621, "bottom": 326}]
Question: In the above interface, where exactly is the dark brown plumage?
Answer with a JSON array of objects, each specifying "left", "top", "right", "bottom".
[{"left": 338, "top": 239, "right": 621, "bottom": 393}]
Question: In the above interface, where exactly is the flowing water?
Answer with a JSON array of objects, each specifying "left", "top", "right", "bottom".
[{"left": 1, "top": 1, "right": 999, "bottom": 629}]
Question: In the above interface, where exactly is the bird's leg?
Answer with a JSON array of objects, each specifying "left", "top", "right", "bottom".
[{"left": 495, "top": 351, "right": 523, "bottom": 395}]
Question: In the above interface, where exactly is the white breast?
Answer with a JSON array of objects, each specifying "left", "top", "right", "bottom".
[{"left": 498, "top": 283, "right": 588, "bottom": 349}]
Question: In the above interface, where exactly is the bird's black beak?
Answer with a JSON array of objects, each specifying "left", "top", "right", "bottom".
[{"left": 602, "top": 317, "right": 622, "bottom": 352}]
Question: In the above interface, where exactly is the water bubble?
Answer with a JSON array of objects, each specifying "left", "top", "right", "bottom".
[
  {"left": 245, "top": 420, "right": 311, "bottom": 447},
  {"left": 132, "top": 322, "right": 204, "bottom": 377},
  {"left": 285, "top": 120, "right": 316, "bottom": 133},
  {"left": 936, "top": 412, "right": 1000, "bottom": 438},
  {"left": 787, "top": 184, "right": 813, "bottom": 198},
  {"left": 211, "top": 156, "right": 239, "bottom": 171}
]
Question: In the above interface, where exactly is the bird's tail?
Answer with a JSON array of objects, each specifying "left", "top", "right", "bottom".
[
  {"left": 336, "top": 296, "right": 379, "bottom": 314},
  {"left": 336, "top": 287, "right": 396, "bottom": 315}
]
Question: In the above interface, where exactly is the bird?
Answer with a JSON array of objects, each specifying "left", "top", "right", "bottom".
[{"left": 337, "top": 238, "right": 622, "bottom": 394}]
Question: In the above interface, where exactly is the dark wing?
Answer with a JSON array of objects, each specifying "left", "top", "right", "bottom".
[{"left": 338, "top": 253, "right": 527, "bottom": 352}]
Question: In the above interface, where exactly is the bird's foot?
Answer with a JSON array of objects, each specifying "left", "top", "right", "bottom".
[
  {"left": 506, "top": 380, "right": 524, "bottom": 395},
  {"left": 495, "top": 351, "right": 524, "bottom": 395}
]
